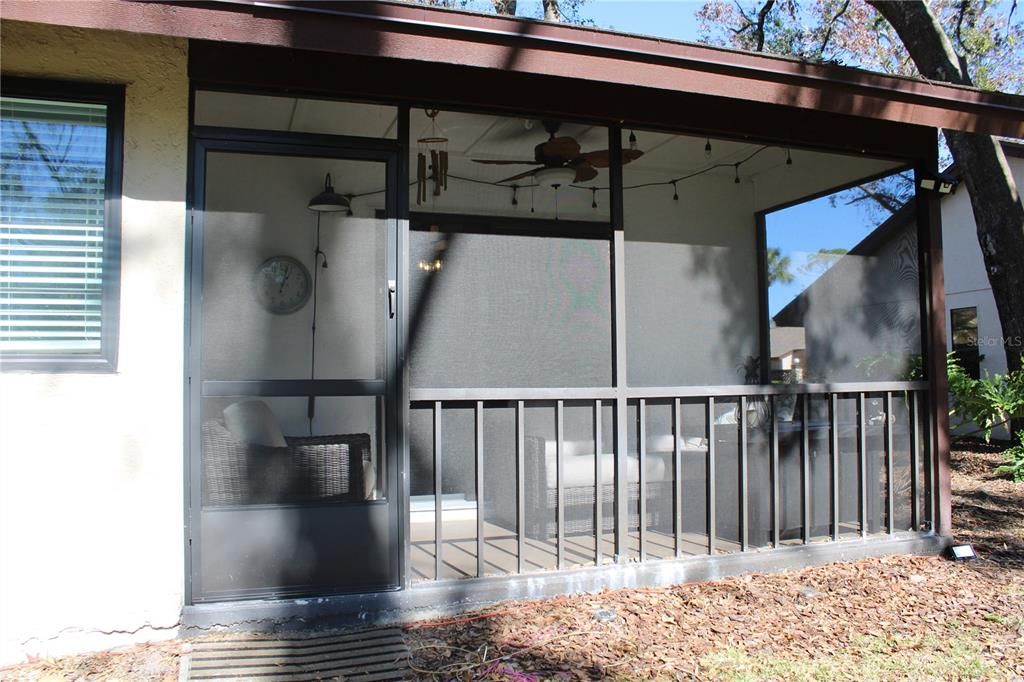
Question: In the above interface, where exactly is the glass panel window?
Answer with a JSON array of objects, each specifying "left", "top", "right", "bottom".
[
  {"left": 1, "top": 81, "right": 122, "bottom": 369},
  {"left": 951, "top": 306, "right": 980, "bottom": 379},
  {"left": 766, "top": 169, "right": 921, "bottom": 383}
]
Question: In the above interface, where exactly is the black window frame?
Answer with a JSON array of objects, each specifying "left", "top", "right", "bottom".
[
  {"left": 950, "top": 305, "right": 981, "bottom": 380},
  {"left": 1, "top": 77, "right": 125, "bottom": 373}
]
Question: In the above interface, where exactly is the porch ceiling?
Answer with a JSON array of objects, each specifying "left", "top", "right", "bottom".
[{"left": 2, "top": 0, "right": 1022, "bottom": 142}]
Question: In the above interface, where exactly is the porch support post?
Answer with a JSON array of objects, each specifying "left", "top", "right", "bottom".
[
  {"left": 916, "top": 165, "right": 951, "bottom": 537},
  {"left": 609, "top": 125, "right": 629, "bottom": 563}
]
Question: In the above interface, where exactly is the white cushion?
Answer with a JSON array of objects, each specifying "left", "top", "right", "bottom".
[
  {"left": 223, "top": 400, "right": 288, "bottom": 447},
  {"left": 363, "top": 457, "right": 377, "bottom": 501},
  {"left": 549, "top": 451, "right": 670, "bottom": 488}
]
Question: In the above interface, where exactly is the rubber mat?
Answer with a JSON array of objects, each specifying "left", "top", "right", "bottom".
[{"left": 183, "top": 628, "right": 412, "bottom": 681}]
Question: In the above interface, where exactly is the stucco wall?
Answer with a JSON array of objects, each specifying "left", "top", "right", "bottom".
[{"left": 0, "top": 21, "right": 188, "bottom": 663}]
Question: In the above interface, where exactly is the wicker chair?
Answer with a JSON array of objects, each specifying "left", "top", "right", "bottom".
[{"left": 201, "top": 419, "right": 371, "bottom": 506}]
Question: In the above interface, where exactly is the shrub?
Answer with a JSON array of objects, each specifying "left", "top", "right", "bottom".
[
  {"left": 994, "top": 433, "right": 1024, "bottom": 482},
  {"left": 947, "top": 352, "right": 1024, "bottom": 443}
]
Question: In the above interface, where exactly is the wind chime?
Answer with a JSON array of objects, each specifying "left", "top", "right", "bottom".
[{"left": 416, "top": 109, "right": 449, "bottom": 205}]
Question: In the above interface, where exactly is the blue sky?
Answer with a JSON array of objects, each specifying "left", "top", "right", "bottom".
[{"left": 578, "top": 0, "right": 703, "bottom": 40}]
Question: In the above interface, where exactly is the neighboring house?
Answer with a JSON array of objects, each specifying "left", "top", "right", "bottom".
[
  {"left": 1, "top": 0, "right": 1022, "bottom": 665},
  {"left": 941, "top": 142, "right": 1024, "bottom": 439}
]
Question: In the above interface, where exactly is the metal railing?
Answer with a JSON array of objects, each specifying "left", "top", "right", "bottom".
[{"left": 409, "top": 382, "right": 933, "bottom": 582}]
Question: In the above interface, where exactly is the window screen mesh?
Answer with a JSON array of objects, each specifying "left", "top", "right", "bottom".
[
  {"left": 408, "top": 227, "right": 612, "bottom": 388},
  {"left": 1, "top": 96, "right": 108, "bottom": 353}
]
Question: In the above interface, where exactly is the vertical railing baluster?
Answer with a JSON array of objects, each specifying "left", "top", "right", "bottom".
[
  {"left": 858, "top": 392, "right": 867, "bottom": 538},
  {"left": 885, "top": 391, "right": 894, "bottom": 535},
  {"left": 740, "top": 396, "right": 749, "bottom": 552},
  {"left": 801, "top": 393, "right": 810, "bottom": 544},
  {"left": 475, "top": 401, "right": 484, "bottom": 578},
  {"left": 434, "top": 401, "right": 443, "bottom": 581},
  {"left": 556, "top": 399, "right": 565, "bottom": 570},
  {"left": 910, "top": 390, "right": 920, "bottom": 532},
  {"left": 516, "top": 400, "right": 525, "bottom": 574},
  {"left": 595, "top": 400, "right": 603, "bottom": 566},
  {"left": 639, "top": 398, "right": 647, "bottom": 561},
  {"left": 673, "top": 397, "right": 682, "bottom": 559},
  {"left": 830, "top": 393, "right": 839, "bottom": 542},
  {"left": 707, "top": 397, "right": 716, "bottom": 555},
  {"left": 771, "top": 395, "right": 780, "bottom": 549},
  {"left": 926, "top": 390, "right": 935, "bottom": 531}
]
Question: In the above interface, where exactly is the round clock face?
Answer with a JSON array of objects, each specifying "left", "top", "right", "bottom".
[{"left": 253, "top": 256, "right": 312, "bottom": 314}]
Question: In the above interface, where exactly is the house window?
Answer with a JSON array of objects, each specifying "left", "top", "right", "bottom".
[
  {"left": 951, "top": 306, "right": 980, "bottom": 379},
  {"left": 1, "top": 78, "right": 123, "bottom": 371}
]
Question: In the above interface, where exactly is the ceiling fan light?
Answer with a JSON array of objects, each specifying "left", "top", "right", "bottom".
[{"left": 535, "top": 166, "right": 577, "bottom": 188}]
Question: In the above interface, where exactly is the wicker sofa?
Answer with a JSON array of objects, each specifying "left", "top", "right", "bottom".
[{"left": 201, "top": 418, "right": 371, "bottom": 506}]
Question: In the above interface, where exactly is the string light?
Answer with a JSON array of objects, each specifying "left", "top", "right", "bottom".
[
  {"left": 672, "top": 181, "right": 679, "bottom": 201},
  {"left": 511, "top": 185, "right": 519, "bottom": 206},
  {"left": 734, "top": 164, "right": 741, "bottom": 184},
  {"left": 591, "top": 187, "right": 598, "bottom": 208},
  {"left": 786, "top": 148, "right": 793, "bottom": 166},
  {"left": 345, "top": 194, "right": 354, "bottom": 216},
  {"left": 704, "top": 138, "right": 713, "bottom": 157},
  {"left": 629, "top": 130, "right": 638, "bottom": 151}
]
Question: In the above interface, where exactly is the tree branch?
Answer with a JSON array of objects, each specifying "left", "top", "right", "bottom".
[
  {"left": 817, "top": 0, "right": 851, "bottom": 60},
  {"left": 754, "top": 0, "right": 777, "bottom": 51}
]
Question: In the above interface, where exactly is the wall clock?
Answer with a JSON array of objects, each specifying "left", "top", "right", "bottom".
[{"left": 253, "top": 255, "right": 312, "bottom": 314}]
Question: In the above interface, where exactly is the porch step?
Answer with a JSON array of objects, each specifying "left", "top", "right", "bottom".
[{"left": 183, "top": 628, "right": 412, "bottom": 681}]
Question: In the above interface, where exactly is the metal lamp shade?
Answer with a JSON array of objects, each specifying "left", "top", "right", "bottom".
[{"left": 308, "top": 173, "right": 350, "bottom": 212}]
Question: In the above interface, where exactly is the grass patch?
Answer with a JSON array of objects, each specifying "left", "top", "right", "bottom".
[{"left": 699, "top": 632, "right": 995, "bottom": 681}]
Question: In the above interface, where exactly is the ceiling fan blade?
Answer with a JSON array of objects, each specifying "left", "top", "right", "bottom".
[
  {"left": 497, "top": 167, "right": 544, "bottom": 184},
  {"left": 573, "top": 163, "right": 598, "bottom": 183},
  {"left": 472, "top": 159, "right": 539, "bottom": 165},
  {"left": 539, "top": 136, "right": 582, "bottom": 161},
  {"left": 580, "top": 148, "right": 645, "bottom": 168}
]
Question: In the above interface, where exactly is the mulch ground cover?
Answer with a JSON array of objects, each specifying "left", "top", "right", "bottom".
[{"left": 4, "top": 442, "right": 1022, "bottom": 681}]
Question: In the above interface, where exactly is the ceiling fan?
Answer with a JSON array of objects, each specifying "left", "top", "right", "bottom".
[{"left": 472, "top": 120, "right": 644, "bottom": 185}]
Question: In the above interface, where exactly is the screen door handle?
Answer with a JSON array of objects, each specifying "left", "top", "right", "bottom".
[{"left": 387, "top": 280, "right": 396, "bottom": 318}]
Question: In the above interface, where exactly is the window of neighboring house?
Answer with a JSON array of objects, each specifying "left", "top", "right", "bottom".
[
  {"left": 951, "top": 306, "right": 981, "bottom": 379},
  {"left": 1, "top": 78, "right": 124, "bottom": 371}
]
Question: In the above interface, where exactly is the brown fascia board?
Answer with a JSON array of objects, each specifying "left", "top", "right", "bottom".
[{"left": 2, "top": 0, "right": 1022, "bottom": 137}]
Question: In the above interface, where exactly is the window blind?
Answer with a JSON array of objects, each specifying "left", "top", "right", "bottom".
[{"left": 1, "top": 96, "right": 108, "bottom": 353}]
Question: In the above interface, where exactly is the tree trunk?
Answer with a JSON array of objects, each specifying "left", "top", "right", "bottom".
[
  {"left": 869, "top": 1, "right": 1024, "bottom": 388},
  {"left": 493, "top": 0, "right": 516, "bottom": 15},
  {"left": 542, "top": 0, "right": 561, "bottom": 22}
]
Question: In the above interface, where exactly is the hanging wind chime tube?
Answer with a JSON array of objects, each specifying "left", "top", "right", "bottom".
[{"left": 416, "top": 109, "right": 449, "bottom": 205}]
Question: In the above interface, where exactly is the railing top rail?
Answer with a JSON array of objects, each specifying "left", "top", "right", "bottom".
[{"left": 409, "top": 381, "right": 927, "bottom": 402}]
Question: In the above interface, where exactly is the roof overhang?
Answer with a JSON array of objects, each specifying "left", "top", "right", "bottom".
[{"left": 3, "top": 0, "right": 1022, "bottom": 142}]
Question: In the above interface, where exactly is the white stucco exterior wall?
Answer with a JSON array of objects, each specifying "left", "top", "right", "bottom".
[
  {"left": 942, "top": 151, "right": 1024, "bottom": 440},
  {"left": 0, "top": 21, "right": 188, "bottom": 663}
]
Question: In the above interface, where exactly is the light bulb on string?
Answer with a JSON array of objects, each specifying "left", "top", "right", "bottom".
[
  {"left": 346, "top": 195, "right": 354, "bottom": 216},
  {"left": 511, "top": 185, "right": 519, "bottom": 207},
  {"left": 592, "top": 187, "right": 598, "bottom": 209},
  {"left": 786, "top": 148, "right": 794, "bottom": 167},
  {"left": 672, "top": 181, "right": 679, "bottom": 201},
  {"left": 704, "top": 138, "right": 713, "bottom": 158},
  {"left": 629, "top": 130, "right": 638, "bottom": 151},
  {"left": 734, "top": 164, "right": 741, "bottom": 185}
]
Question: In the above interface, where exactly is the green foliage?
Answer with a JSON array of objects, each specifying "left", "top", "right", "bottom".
[
  {"left": 766, "top": 246, "right": 794, "bottom": 285},
  {"left": 993, "top": 432, "right": 1024, "bottom": 482},
  {"left": 947, "top": 352, "right": 1024, "bottom": 442}
]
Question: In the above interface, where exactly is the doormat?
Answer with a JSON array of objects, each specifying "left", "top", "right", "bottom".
[{"left": 182, "top": 628, "right": 412, "bottom": 681}]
